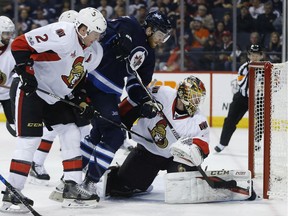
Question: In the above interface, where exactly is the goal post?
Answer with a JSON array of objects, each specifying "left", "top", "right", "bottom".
[{"left": 248, "top": 61, "right": 288, "bottom": 200}]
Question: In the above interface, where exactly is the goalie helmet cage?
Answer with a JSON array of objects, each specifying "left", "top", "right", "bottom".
[{"left": 248, "top": 61, "right": 288, "bottom": 200}]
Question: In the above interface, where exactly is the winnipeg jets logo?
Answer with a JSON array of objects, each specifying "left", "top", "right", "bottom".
[
  {"left": 154, "top": 13, "right": 162, "bottom": 20},
  {"left": 128, "top": 46, "right": 148, "bottom": 72}
]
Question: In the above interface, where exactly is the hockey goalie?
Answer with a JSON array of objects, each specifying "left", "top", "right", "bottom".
[{"left": 96, "top": 75, "right": 257, "bottom": 203}]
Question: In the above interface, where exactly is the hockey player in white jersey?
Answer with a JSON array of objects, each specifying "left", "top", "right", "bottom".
[
  {"left": 0, "top": 16, "right": 16, "bottom": 136},
  {"left": 104, "top": 76, "right": 256, "bottom": 202},
  {"left": 29, "top": 10, "right": 102, "bottom": 183},
  {"left": 1, "top": 8, "right": 106, "bottom": 213},
  {"left": 104, "top": 75, "right": 210, "bottom": 196}
]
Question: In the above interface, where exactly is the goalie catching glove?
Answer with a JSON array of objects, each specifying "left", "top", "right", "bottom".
[{"left": 170, "top": 137, "right": 204, "bottom": 167}]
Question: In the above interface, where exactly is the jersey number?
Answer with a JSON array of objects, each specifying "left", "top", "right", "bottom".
[{"left": 35, "top": 34, "right": 48, "bottom": 43}]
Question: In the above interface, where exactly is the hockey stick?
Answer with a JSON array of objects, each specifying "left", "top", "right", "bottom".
[
  {"left": 128, "top": 64, "right": 237, "bottom": 189},
  {"left": 36, "top": 88, "right": 153, "bottom": 143},
  {"left": 0, "top": 174, "right": 42, "bottom": 216}
]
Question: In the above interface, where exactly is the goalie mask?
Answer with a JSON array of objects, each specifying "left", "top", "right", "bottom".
[
  {"left": 0, "top": 16, "right": 15, "bottom": 46},
  {"left": 177, "top": 76, "right": 206, "bottom": 116}
]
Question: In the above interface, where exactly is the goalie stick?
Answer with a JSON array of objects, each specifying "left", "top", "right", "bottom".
[
  {"left": 35, "top": 88, "right": 154, "bottom": 143},
  {"left": 128, "top": 61, "right": 237, "bottom": 189},
  {"left": 0, "top": 174, "right": 42, "bottom": 216}
]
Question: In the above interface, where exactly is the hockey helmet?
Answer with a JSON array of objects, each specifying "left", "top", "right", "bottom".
[
  {"left": 177, "top": 76, "right": 206, "bottom": 116},
  {"left": 75, "top": 7, "right": 107, "bottom": 34},
  {"left": 248, "top": 44, "right": 263, "bottom": 54},
  {"left": 0, "top": 16, "right": 15, "bottom": 46},
  {"left": 144, "top": 10, "right": 172, "bottom": 43},
  {"left": 59, "top": 10, "right": 78, "bottom": 23}
]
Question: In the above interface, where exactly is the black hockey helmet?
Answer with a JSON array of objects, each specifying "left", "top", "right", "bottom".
[
  {"left": 144, "top": 10, "right": 172, "bottom": 37},
  {"left": 248, "top": 44, "right": 263, "bottom": 54}
]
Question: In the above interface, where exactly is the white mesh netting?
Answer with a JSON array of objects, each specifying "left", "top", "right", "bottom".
[{"left": 251, "top": 62, "right": 288, "bottom": 200}]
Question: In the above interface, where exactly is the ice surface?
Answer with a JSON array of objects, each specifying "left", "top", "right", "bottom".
[{"left": 0, "top": 123, "right": 287, "bottom": 216}]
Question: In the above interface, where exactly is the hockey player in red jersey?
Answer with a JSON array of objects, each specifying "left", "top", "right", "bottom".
[{"left": 1, "top": 7, "right": 106, "bottom": 213}]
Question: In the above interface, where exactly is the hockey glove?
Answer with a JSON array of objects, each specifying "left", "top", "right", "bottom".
[
  {"left": 79, "top": 102, "right": 95, "bottom": 121},
  {"left": 14, "top": 59, "right": 38, "bottom": 96},
  {"left": 170, "top": 137, "right": 204, "bottom": 167},
  {"left": 140, "top": 100, "right": 163, "bottom": 119},
  {"left": 111, "top": 32, "right": 133, "bottom": 61}
]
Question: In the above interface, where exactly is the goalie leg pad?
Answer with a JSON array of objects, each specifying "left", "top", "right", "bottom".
[{"left": 165, "top": 170, "right": 253, "bottom": 203}]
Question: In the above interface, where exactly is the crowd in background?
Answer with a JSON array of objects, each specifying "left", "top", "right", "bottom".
[{"left": 0, "top": 0, "right": 283, "bottom": 71}]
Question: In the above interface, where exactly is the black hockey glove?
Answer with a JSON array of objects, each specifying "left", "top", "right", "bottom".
[
  {"left": 79, "top": 102, "right": 95, "bottom": 121},
  {"left": 14, "top": 60, "right": 38, "bottom": 96},
  {"left": 140, "top": 100, "right": 163, "bottom": 119},
  {"left": 111, "top": 32, "right": 133, "bottom": 61}
]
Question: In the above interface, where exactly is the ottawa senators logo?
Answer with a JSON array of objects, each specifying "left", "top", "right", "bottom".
[
  {"left": 148, "top": 119, "right": 168, "bottom": 149},
  {"left": 61, "top": 56, "right": 85, "bottom": 89}
]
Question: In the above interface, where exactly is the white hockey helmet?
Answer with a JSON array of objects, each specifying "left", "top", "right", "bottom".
[
  {"left": 75, "top": 7, "right": 107, "bottom": 35},
  {"left": 0, "top": 16, "right": 15, "bottom": 45},
  {"left": 58, "top": 10, "right": 79, "bottom": 23}
]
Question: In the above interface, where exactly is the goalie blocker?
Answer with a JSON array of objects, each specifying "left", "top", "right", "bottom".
[{"left": 165, "top": 169, "right": 256, "bottom": 203}]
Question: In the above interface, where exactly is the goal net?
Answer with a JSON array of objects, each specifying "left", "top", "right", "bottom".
[{"left": 248, "top": 61, "right": 288, "bottom": 199}]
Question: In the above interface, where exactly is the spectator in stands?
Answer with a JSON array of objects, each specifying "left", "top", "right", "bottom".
[
  {"left": 113, "top": 6, "right": 126, "bottom": 18},
  {"left": 217, "top": 31, "right": 241, "bottom": 71},
  {"left": 213, "top": 0, "right": 232, "bottom": 8},
  {"left": 32, "top": 7, "right": 49, "bottom": 27},
  {"left": 194, "top": 4, "right": 215, "bottom": 32},
  {"left": 265, "top": 31, "right": 282, "bottom": 63},
  {"left": 189, "top": 17, "right": 210, "bottom": 49},
  {"left": 248, "top": 31, "right": 261, "bottom": 48},
  {"left": 237, "top": 5, "right": 255, "bottom": 32},
  {"left": 97, "top": 0, "right": 113, "bottom": 19},
  {"left": 199, "top": 35, "right": 221, "bottom": 70},
  {"left": 255, "top": 1, "right": 277, "bottom": 35},
  {"left": 135, "top": 4, "right": 147, "bottom": 25},
  {"left": 236, "top": 0, "right": 251, "bottom": 9},
  {"left": 213, "top": 21, "right": 225, "bottom": 47},
  {"left": 75, "top": 0, "right": 94, "bottom": 12},
  {"left": 36, "top": 0, "right": 57, "bottom": 23},
  {"left": 1, "top": 2, "right": 14, "bottom": 18},
  {"left": 17, "top": 8, "right": 34, "bottom": 34},
  {"left": 114, "top": 0, "right": 126, "bottom": 15},
  {"left": 128, "top": 0, "right": 146, "bottom": 16},
  {"left": 249, "top": 0, "right": 264, "bottom": 19},
  {"left": 222, "top": 11, "right": 233, "bottom": 32},
  {"left": 271, "top": 0, "right": 283, "bottom": 15}
]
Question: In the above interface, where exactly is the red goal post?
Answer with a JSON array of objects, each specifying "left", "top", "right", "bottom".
[{"left": 248, "top": 61, "right": 288, "bottom": 200}]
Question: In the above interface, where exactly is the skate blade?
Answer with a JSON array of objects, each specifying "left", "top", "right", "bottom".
[
  {"left": 62, "top": 198, "right": 99, "bottom": 208},
  {"left": 29, "top": 176, "right": 50, "bottom": 186},
  {"left": 0, "top": 202, "right": 30, "bottom": 214},
  {"left": 49, "top": 190, "right": 64, "bottom": 203}
]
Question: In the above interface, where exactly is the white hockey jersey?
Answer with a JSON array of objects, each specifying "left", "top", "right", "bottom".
[
  {"left": 21, "top": 22, "right": 90, "bottom": 104},
  {"left": 131, "top": 86, "right": 210, "bottom": 158},
  {"left": 84, "top": 41, "right": 103, "bottom": 73},
  {"left": 0, "top": 40, "right": 15, "bottom": 100}
]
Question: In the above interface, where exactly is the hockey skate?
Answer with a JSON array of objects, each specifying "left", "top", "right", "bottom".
[
  {"left": 29, "top": 162, "right": 50, "bottom": 185},
  {"left": 0, "top": 188, "right": 33, "bottom": 214},
  {"left": 62, "top": 180, "right": 100, "bottom": 208},
  {"left": 49, "top": 177, "right": 65, "bottom": 202},
  {"left": 214, "top": 144, "right": 226, "bottom": 153},
  {"left": 81, "top": 175, "right": 98, "bottom": 195}
]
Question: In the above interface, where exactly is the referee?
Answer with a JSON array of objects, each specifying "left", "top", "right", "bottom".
[{"left": 215, "top": 44, "right": 264, "bottom": 152}]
